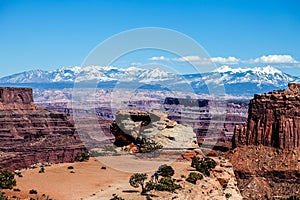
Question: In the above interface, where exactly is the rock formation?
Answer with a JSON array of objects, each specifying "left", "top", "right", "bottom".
[
  {"left": 228, "top": 145, "right": 300, "bottom": 199},
  {"left": 0, "top": 87, "right": 86, "bottom": 171},
  {"left": 146, "top": 157, "right": 242, "bottom": 200},
  {"left": 229, "top": 83, "right": 300, "bottom": 199},
  {"left": 110, "top": 109, "right": 198, "bottom": 150},
  {"left": 0, "top": 87, "right": 33, "bottom": 104},
  {"left": 164, "top": 97, "right": 247, "bottom": 150},
  {"left": 233, "top": 83, "right": 300, "bottom": 149}
]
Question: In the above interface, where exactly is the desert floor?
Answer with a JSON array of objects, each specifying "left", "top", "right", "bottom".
[{"left": 3, "top": 156, "right": 190, "bottom": 200}]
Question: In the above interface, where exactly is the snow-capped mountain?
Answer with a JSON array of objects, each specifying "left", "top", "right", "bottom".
[
  {"left": 212, "top": 65, "right": 294, "bottom": 87},
  {"left": 197, "top": 65, "right": 300, "bottom": 95},
  {"left": 0, "top": 65, "right": 299, "bottom": 95},
  {"left": 0, "top": 66, "right": 177, "bottom": 83},
  {"left": 0, "top": 69, "right": 52, "bottom": 83}
]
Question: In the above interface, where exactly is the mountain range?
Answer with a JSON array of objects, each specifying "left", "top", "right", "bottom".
[{"left": 0, "top": 65, "right": 299, "bottom": 96}]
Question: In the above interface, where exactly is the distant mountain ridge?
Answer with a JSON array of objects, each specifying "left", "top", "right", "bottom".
[{"left": 0, "top": 65, "right": 299, "bottom": 96}]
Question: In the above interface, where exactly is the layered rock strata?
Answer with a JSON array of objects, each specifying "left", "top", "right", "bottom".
[
  {"left": 164, "top": 97, "right": 248, "bottom": 150},
  {"left": 229, "top": 84, "right": 300, "bottom": 199},
  {"left": 0, "top": 87, "right": 86, "bottom": 171},
  {"left": 228, "top": 145, "right": 300, "bottom": 199},
  {"left": 233, "top": 83, "right": 300, "bottom": 149}
]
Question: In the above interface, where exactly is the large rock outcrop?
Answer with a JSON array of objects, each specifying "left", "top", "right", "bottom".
[
  {"left": 229, "top": 83, "right": 300, "bottom": 199},
  {"left": 0, "top": 87, "right": 86, "bottom": 171},
  {"left": 164, "top": 97, "right": 247, "bottom": 151},
  {"left": 233, "top": 83, "right": 300, "bottom": 149},
  {"left": 228, "top": 145, "right": 300, "bottom": 199},
  {"left": 146, "top": 157, "right": 242, "bottom": 200},
  {"left": 110, "top": 109, "right": 198, "bottom": 149}
]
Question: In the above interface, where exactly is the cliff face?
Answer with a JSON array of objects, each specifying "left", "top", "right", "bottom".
[
  {"left": 0, "top": 87, "right": 34, "bottom": 104},
  {"left": 0, "top": 87, "right": 86, "bottom": 171},
  {"left": 233, "top": 83, "right": 300, "bottom": 149},
  {"left": 229, "top": 84, "right": 300, "bottom": 199},
  {"left": 228, "top": 145, "right": 300, "bottom": 199},
  {"left": 164, "top": 97, "right": 247, "bottom": 151}
]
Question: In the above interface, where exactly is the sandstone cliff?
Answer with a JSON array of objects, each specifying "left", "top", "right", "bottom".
[
  {"left": 229, "top": 83, "right": 300, "bottom": 199},
  {"left": 233, "top": 83, "right": 300, "bottom": 149},
  {"left": 228, "top": 145, "right": 300, "bottom": 199},
  {"left": 0, "top": 87, "right": 86, "bottom": 171}
]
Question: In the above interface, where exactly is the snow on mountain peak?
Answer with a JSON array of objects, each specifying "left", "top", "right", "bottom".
[
  {"left": 252, "top": 65, "right": 282, "bottom": 75},
  {"left": 214, "top": 65, "right": 234, "bottom": 73},
  {"left": 215, "top": 65, "right": 283, "bottom": 75},
  {"left": 0, "top": 65, "right": 299, "bottom": 94}
]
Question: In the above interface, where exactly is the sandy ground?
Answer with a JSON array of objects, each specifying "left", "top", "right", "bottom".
[
  {"left": 3, "top": 157, "right": 190, "bottom": 200},
  {"left": 3, "top": 158, "right": 132, "bottom": 200}
]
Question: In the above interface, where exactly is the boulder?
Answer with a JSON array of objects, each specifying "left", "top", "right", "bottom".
[{"left": 110, "top": 109, "right": 198, "bottom": 150}]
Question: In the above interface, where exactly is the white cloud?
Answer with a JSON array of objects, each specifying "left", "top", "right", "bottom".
[
  {"left": 149, "top": 56, "right": 170, "bottom": 61},
  {"left": 149, "top": 55, "right": 240, "bottom": 64},
  {"left": 251, "top": 55, "right": 298, "bottom": 64},
  {"left": 149, "top": 54, "right": 299, "bottom": 66},
  {"left": 174, "top": 56, "right": 203, "bottom": 62},
  {"left": 211, "top": 56, "right": 240, "bottom": 64}
]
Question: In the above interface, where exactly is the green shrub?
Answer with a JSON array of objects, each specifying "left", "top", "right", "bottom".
[
  {"left": 191, "top": 156, "right": 217, "bottom": 176},
  {"left": 157, "top": 164, "right": 174, "bottom": 177},
  {"left": 75, "top": 152, "right": 90, "bottom": 162},
  {"left": 0, "top": 170, "right": 16, "bottom": 189},
  {"left": 137, "top": 139, "right": 163, "bottom": 153},
  {"left": 155, "top": 177, "right": 181, "bottom": 192},
  {"left": 145, "top": 181, "right": 156, "bottom": 192},
  {"left": 191, "top": 156, "right": 200, "bottom": 168},
  {"left": 29, "top": 189, "right": 38, "bottom": 194},
  {"left": 0, "top": 192, "right": 7, "bottom": 200},
  {"left": 204, "top": 157, "right": 217, "bottom": 169},
  {"left": 186, "top": 172, "right": 203, "bottom": 184},
  {"left": 38, "top": 167, "right": 45, "bottom": 173},
  {"left": 110, "top": 194, "right": 125, "bottom": 200},
  {"left": 225, "top": 193, "right": 232, "bottom": 199},
  {"left": 129, "top": 173, "right": 148, "bottom": 194},
  {"left": 14, "top": 171, "right": 22, "bottom": 178}
]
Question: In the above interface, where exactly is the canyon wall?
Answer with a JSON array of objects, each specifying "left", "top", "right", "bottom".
[
  {"left": 0, "top": 87, "right": 34, "bottom": 104},
  {"left": 233, "top": 83, "right": 300, "bottom": 149},
  {"left": 0, "top": 87, "right": 86, "bottom": 171},
  {"left": 229, "top": 83, "right": 300, "bottom": 199}
]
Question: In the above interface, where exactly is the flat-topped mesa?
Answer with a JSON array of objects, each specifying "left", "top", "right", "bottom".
[
  {"left": 0, "top": 87, "right": 37, "bottom": 111},
  {"left": 233, "top": 83, "right": 300, "bottom": 149},
  {"left": 288, "top": 83, "right": 300, "bottom": 94},
  {"left": 0, "top": 87, "right": 33, "bottom": 104}
]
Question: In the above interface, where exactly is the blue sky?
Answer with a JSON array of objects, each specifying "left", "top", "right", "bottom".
[{"left": 1, "top": 0, "right": 300, "bottom": 76}]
